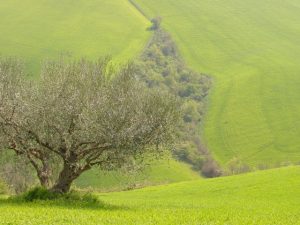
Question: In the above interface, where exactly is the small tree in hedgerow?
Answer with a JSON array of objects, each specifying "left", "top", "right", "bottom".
[
  {"left": 0, "top": 57, "right": 180, "bottom": 193},
  {"left": 150, "top": 17, "right": 162, "bottom": 30}
]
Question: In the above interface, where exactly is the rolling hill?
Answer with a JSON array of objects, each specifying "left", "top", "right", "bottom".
[
  {"left": 75, "top": 159, "right": 201, "bottom": 191},
  {"left": 1, "top": 166, "right": 299, "bottom": 224},
  {"left": 0, "top": 0, "right": 203, "bottom": 190},
  {"left": 0, "top": 0, "right": 150, "bottom": 73},
  {"left": 1, "top": 0, "right": 299, "bottom": 191},
  {"left": 134, "top": 0, "right": 300, "bottom": 167},
  {"left": 0, "top": 1, "right": 299, "bottom": 224}
]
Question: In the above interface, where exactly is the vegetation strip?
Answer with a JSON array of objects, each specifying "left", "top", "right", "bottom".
[
  {"left": 134, "top": 0, "right": 300, "bottom": 168},
  {"left": 135, "top": 28, "right": 221, "bottom": 176}
]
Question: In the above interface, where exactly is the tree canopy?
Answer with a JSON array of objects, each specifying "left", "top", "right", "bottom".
[{"left": 0, "top": 58, "right": 180, "bottom": 193}]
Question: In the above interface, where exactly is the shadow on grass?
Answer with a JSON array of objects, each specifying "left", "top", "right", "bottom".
[{"left": 0, "top": 196, "right": 128, "bottom": 211}]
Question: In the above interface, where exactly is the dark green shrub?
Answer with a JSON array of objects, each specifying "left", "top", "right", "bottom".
[
  {"left": 14, "top": 187, "right": 99, "bottom": 205},
  {"left": 201, "top": 159, "right": 222, "bottom": 178},
  {"left": 23, "top": 187, "right": 60, "bottom": 201},
  {"left": 150, "top": 17, "right": 162, "bottom": 30}
]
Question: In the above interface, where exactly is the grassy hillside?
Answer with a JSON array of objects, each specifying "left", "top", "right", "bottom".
[
  {"left": 75, "top": 159, "right": 201, "bottom": 191},
  {"left": 0, "top": 0, "right": 150, "bottom": 73},
  {"left": 0, "top": 0, "right": 201, "bottom": 191},
  {"left": 0, "top": 148, "right": 200, "bottom": 193},
  {"left": 1, "top": 166, "right": 299, "bottom": 224},
  {"left": 134, "top": 0, "right": 300, "bottom": 167}
]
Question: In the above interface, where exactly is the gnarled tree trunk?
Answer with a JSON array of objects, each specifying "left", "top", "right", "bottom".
[
  {"left": 37, "top": 166, "right": 52, "bottom": 188},
  {"left": 26, "top": 152, "right": 52, "bottom": 188},
  {"left": 50, "top": 162, "right": 84, "bottom": 193}
]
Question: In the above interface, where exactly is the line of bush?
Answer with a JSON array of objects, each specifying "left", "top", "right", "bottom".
[{"left": 134, "top": 28, "right": 221, "bottom": 177}]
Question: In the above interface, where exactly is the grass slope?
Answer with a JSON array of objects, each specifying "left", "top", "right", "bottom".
[
  {"left": 134, "top": 0, "right": 300, "bottom": 167},
  {"left": 0, "top": 151, "right": 200, "bottom": 192},
  {"left": 0, "top": 0, "right": 199, "bottom": 191},
  {"left": 0, "top": 0, "right": 150, "bottom": 73},
  {"left": 75, "top": 159, "right": 201, "bottom": 191},
  {"left": 0, "top": 166, "right": 299, "bottom": 224}
]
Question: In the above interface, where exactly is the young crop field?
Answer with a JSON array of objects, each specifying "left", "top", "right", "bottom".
[
  {"left": 75, "top": 159, "right": 201, "bottom": 191},
  {"left": 134, "top": 0, "right": 300, "bottom": 167},
  {"left": 1, "top": 1, "right": 299, "bottom": 224},
  {"left": 0, "top": 166, "right": 299, "bottom": 224},
  {"left": 0, "top": 0, "right": 150, "bottom": 73}
]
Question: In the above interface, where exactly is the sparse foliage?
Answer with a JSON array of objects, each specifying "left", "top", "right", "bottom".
[
  {"left": 225, "top": 157, "right": 251, "bottom": 175},
  {"left": 0, "top": 151, "right": 36, "bottom": 194},
  {"left": 0, "top": 57, "right": 180, "bottom": 193},
  {"left": 0, "top": 178, "right": 9, "bottom": 195},
  {"left": 201, "top": 159, "right": 221, "bottom": 178}
]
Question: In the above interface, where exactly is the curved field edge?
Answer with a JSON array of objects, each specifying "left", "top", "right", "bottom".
[
  {"left": 74, "top": 159, "right": 201, "bottom": 192},
  {"left": 0, "top": 0, "right": 151, "bottom": 73},
  {"left": 133, "top": 0, "right": 300, "bottom": 167},
  {"left": 0, "top": 166, "right": 299, "bottom": 224}
]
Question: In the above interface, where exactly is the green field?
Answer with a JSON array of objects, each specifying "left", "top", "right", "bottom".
[
  {"left": 0, "top": 0, "right": 150, "bottom": 73},
  {"left": 0, "top": 166, "right": 299, "bottom": 224},
  {"left": 0, "top": 0, "right": 204, "bottom": 192},
  {"left": 2, "top": 0, "right": 299, "bottom": 168},
  {"left": 0, "top": 151, "right": 201, "bottom": 193},
  {"left": 134, "top": 0, "right": 300, "bottom": 167},
  {"left": 1, "top": 1, "right": 300, "bottom": 223},
  {"left": 75, "top": 159, "right": 201, "bottom": 191}
]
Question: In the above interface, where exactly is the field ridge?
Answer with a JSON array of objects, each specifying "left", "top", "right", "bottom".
[{"left": 128, "top": 0, "right": 150, "bottom": 20}]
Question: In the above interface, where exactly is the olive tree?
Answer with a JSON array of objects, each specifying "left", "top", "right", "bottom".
[{"left": 0, "top": 58, "right": 180, "bottom": 193}]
